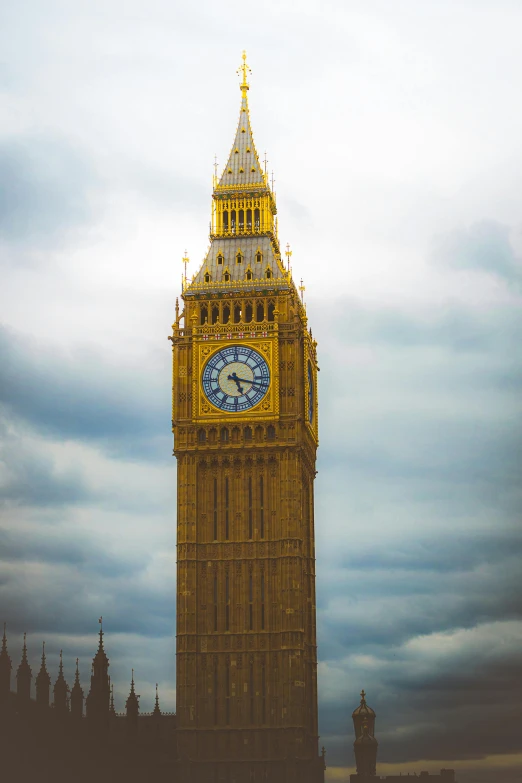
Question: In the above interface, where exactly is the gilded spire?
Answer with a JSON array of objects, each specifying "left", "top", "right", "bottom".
[
  {"left": 216, "top": 52, "right": 265, "bottom": 191},
  {"left": 237, "top": 50, "right": 251, "bottom": 97}
]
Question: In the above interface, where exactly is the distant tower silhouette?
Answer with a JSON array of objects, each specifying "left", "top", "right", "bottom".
[
  {"left": 125, "top": 669, "right": 139, "bottom": 738},
  {"left": 352, "top": 690, "right": 378, "bottom": 777},
  {"left": 35, "top": 641, "right": 51, "bottom": 709},
  {"left": 53, "top": 650, "right": 69, "bottom": 719},
  {"left": 109, "top": 680, "right": 117, "bottom": 721},
  {"left": 0, "top": 623, "right": 12, "bottom": 703},
  {"left": 70, "top": 658, "right": 84, "bottom": 721},
  {"left": 85, "top": 618, "right": 110, "bottom": 734},
  {"left": 16, "top": 632, "right": 32, "bottom": 704}
]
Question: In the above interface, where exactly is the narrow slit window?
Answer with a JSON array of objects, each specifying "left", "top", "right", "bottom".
[
  {"left": 248, "top": 477, "right": 253, "bottom": 539},
  {"left": 205, "top": 272, "right": 211, "bottom": 283},
  {"left": 214, "top": 665, "right": 218, "bottom": 724},
  {"left": 213, "top": 478, "right": 218, "bottom": 540},
  {"left": 250, "top": 661, "right": 254, "bottom": 723},
  {"left": 255, "top": 251, "right": 262, "bottom": 264},
  {"left": 225, "top": 477, "right": 229, "bottom": 541},
  {"left": 217, "top": 254, "right": 224, "bottom": 265},
  {"left": 213, "top": 575, "right": 218, "bottom": 632},
  {"left": 259, "top": 476, "right": 264, "bottom": 539},
  {"left": 249, "top": 574, "right": 253, "bottom": 631},
  {"left": 236, "top": 252, "right": 242, "bottom": 265},
  {"left": 261, "top": 571, "right": 265, "bottom": 630},
  {"left": 225, "top": 574, "right": 230, "bottom": 632}
]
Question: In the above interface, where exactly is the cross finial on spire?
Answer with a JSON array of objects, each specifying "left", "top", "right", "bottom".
[
  {"left": 361, "top": 689, "right": 366, "bottom": 702},
  {"left": 299, "top": 278, "right": 306, "bottom": 303},
  {"left": 237, "top": 50, "right": 251, "bottom": 96}
]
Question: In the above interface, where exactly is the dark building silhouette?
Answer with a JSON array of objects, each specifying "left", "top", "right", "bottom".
[
  {"left": 0, "top": 622, "right": 177, "bottom": 782},
  {"left": 349, "top": 691, "right": 456, "bottom": 783}
]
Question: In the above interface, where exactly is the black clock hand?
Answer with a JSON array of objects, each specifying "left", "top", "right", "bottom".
[
  {"left": 229, "top": 374, "right": 268, "bottom": 388},
  {"left": 227, "top": 373, "right": 244, "bottom": 394}
]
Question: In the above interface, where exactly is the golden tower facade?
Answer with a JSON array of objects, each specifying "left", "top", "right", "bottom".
[{"left": 170, "top": 54, "right": 324, "bottom": 783}]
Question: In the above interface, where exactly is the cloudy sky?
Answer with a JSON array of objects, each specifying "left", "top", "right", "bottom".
[{"left": 1, "top": 1, "right": 521, "bottom": 781}]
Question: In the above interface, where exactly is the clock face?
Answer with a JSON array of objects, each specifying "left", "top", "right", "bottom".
[
  {"left": 202, "top": 345, "right": 270, "bottom": 413},
  {"left": 307, "top": 360, "right": 314, "bottom": 423}
]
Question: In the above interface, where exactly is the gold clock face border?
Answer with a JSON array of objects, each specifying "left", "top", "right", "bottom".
[{"left": 193, "top": 338, "right": 279, "bottom": 422}]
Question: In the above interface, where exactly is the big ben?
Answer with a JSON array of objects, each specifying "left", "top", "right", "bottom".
[{"left": 170, "top": 53, "right": 324, "bottom": 783}]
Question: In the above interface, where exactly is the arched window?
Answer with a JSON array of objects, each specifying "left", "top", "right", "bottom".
[
  {"left": 217, "top": 254, "right": 224, "bottom": 265},
  {"left": 204, "top": 272, "right": 211, "bottom": 283},
  {"left": 239, "top": 210, "right": 244, "bottom": 230},
  {"left": 234, "top": 304, "right": 241, "bottom": 323},
  {"left": 267, "top": 302, "right": 275, "bottom": 322},
  {"left": 267, "top": 425, "right": 276, "bottom": 440},
  {"left": 212, "top": 305, "right": 219, "bottom": 324},
  {"left": 265, "top": 268, "right": 272, "bottom": 280},
  {"left": 244, "top": 426, "right": 252, "bottom": 442},
  {"left": 231, "top": 210, "right": 236, "bottom": 232},
  {"left": 246, "top": 209, "right": 252, "bottom": 229},
  {"left": 255, "top": 425, "right": 263, "bottom": 442},
  {"left": 245, "top": 303, "right": 253, "bottom": 323},
  {"left": 209, "top": 428, "right": 217, "bottom": 444},
  {"left": 222, "top": 212, "right": 229, "bottom": 232},
  {"left": 256, "top": 302, "right": 264, "bottom": 322},
  {"left": 220, "top": 427, "right": 229, "bottom": 443},
  {"left": 254, "top": 208, "right": 260, "bottom": 230},
  {"left": 198, "top": 428, "right": 206, "bottom": 443},
  {"left": 200, "top": 306, "right": 208, "bottom": 325},
  {"left": 224, "top": 272, "right": 230, "bottom": 283},
  {"left": 223, "top": 304, "right": 230, "bottom": 324},
  {"left": 236, "top": 252, "right": 242, "bottom": 265},
  {"left": 255, "top": 251, "right": 262, "bottom": 264},
  {"left": 246, "top": 269, "right": 252, "bottom": 281}
]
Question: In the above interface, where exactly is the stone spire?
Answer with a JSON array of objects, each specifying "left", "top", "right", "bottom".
[
  {"left": 85, "top": 618, "right": 110, "bottom": 733},
  {"left": 16, "top": 632, "right": 32, "bottom": 703},
  {"left": 109, "top": 680, "right": 117, "bottom": 720},
  {"left": 70, "top": 657, "right": 84, "bottom": 720},
  {"left": 53, "top": 649, "right": 69, "bottom": 718},
  {"left": 35, "top": 641, "right": 51, "bottom": 708},
  {"left": 152, "top": 682, "right": 161, "bottom": 718},
  {"left": 125, "top": 669, "right": 139, "bottom": 738},
  {"left": 0, "top": 622, "right": 12, "bottom": 702}
]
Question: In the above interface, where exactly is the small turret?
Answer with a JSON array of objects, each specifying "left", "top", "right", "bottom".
[
  {"left": 0, "top": 623, "right": 12, "bottom": 702},
  {"left": 16, "top": 632, "right": 32, "bottom": 704},
  {"left": 354, "top": 722, "right": 378, "bottom": 777},
  {"left": 352, "top": 689, "right": 376, "bottom": 738},
  {"left": 35, "top": 641, "right": 51, "bottom": 709},
  {"left": 70, "top": 658, "right": 84, "bottom": 720},
  {"left": 125, "top": 669, "right": 139, "bottom": 738},
  {"left": 53, "top": 650, "right": 69, "bottom": 718},
  {"left": 352, "top": 691, "right": 378, "bottom": 778}
]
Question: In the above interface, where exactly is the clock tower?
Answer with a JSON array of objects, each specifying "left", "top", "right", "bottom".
[{"left": 170, "top": 53, "right": 324, "bottom": 783}]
